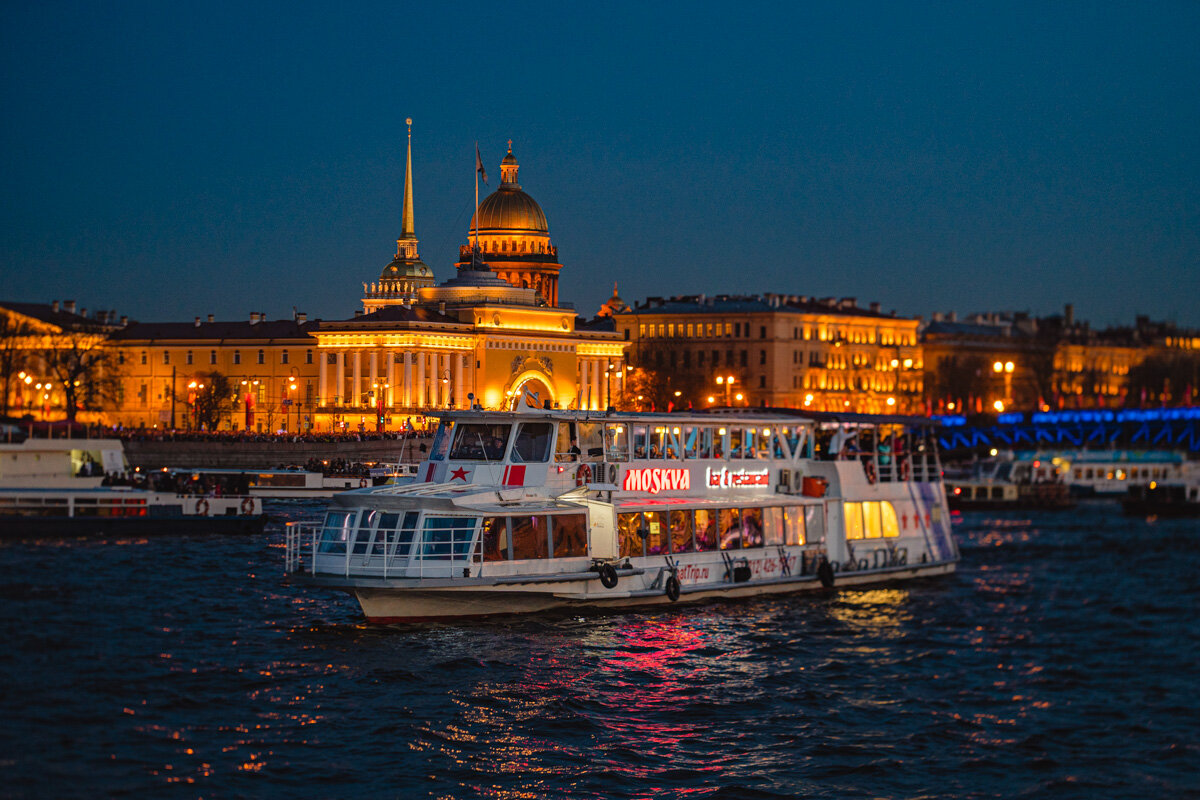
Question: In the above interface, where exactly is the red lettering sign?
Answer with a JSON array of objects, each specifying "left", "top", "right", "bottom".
[{"left": 621, "top": 467, "right": 691, "bottom": 495}]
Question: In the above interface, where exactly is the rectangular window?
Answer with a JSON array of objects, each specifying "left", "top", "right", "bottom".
[
  {"left": 740, "top": 350, "right": 748, "bottom": 367},
  {"left": 420, "top": 516, "right": 479, "bottom": 560},
  {"left": 686, "top": 323, "right": 694, "bottom": 337},
  {"left": 511, "top": 515, "right": 549, "bottom": 560},
  {"left": 881, "top": 502, "right": 899, "bottom": 538},
  {"left": 862, "top": 501, "right": 883, "bottom": 538},
  {"left": 670, "top": 509, "right": 693, "bottom": 553},
  {"left": 734, "top": 322, "right": 741, "bottom": 337},
  {"left": 306, "top": 349, "right": 314, "bottom": 364},
  {"left": 186, "top": 350, "right": 193, "bottom": 365},
  {"left": 513, "top": 422, "right": 553, "bottom": 462},
  {"left": 618, "top": 512, "right": 644, "bottom": 558},
  {"left": 844, "top": 501, "right": 864, "bottom": 540},
  {"left": 760, "top": 350, "right": 766, "bottom": 365},
  {"left": 552, "top": 513, "right": 588, "bottom": 558},
  {"left": 643, "top": 510, "right": 668, "bottom": 554},
  {"left": 740, "top": 507, "right": 764, "bottom": 548},
  {"left": 318, "top": 510, "right": 355, "bottom": 554},
  {"left": 668, "top": 323, "right": 675, "bottom": 337},
  {"left": 209, "top": 350, "right": 217, "bottom": 365},
  {"left": 805, "top": 504, "right": 824, "bottom": 543},
  {"left": 718, "top": 507, "right": 741, "bottom": 550},
  {"left": 141, "top": 351, "right": 147, "bottom": 365},
  {"left": 281, "top": 350, "right": 289, "bottom": 364},
  {"left": 233, "top": 351, "right": 241, "bottom": 365},
  {"left": 761, "top": 326, "right": 767, "bottom": 339},
  {"left": 482, "top": 516, "right": 510, "bottom": 561},
  {"left": 694, "top": 509, "right": 717, "bottom": 551},
  {"left": 784, "top": 506, "right": 806, "bottom": 545},
  {"left": 162, "top": 351, "right": 170, "bottom": 365},
  {"left": 257, "top": 349, "right": 265, "bottom": 365},
  {"left": 763, "top": 507, "right": 784, "bottom": 546}
]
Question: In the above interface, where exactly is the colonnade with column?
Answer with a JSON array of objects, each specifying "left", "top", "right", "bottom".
[
  {"left": 577, "top": 356, "right": 625, "bottom": 411},
  {"left": 317, "top": 348, "right": 470, "bottom": 411}
]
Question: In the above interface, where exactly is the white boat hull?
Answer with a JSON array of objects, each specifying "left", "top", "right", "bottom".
[{"left": 339, "top": 560, "right": 957, "bottom": 622}]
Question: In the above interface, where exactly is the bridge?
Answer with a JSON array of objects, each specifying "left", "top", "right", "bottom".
[{"left": 933, "top": 407, "right": 1200, "bottom": 456}]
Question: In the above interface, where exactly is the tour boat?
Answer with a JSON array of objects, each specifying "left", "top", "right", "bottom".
[
  {"left": 1122, "top": 463, "right": 1200, "bottom": 517},
  {"left": 284, "top": 405, "right": 959, "bottom": 622},
  {"left": 945, "top": 458, "right": 1074, "bottom": 510},
  {"left": 0, "top": 437, "right": 267, "bottom": 537}
]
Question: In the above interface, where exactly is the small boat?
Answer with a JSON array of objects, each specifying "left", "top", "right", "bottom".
[
  {"left": 1122, "top": 465, "right": 1200, "bottom": 517},
  {"left": 0, "top": 436, "right": 267, "bottom": 537},
  {"left": 945, "top": 457, "right": 1074, "bottom": 510},
  {"left": 284, "top": 406, "right": 959, "bottom": 622}
]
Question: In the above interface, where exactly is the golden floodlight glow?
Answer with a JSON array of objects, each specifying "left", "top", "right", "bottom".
[
  {"left": 990, "top": 448, "right": 999, "bottom": 456},
  {"left": 886, "top": 397, "right": 896, "bottom": 406},
  {"left": 993, "top": 400, "right": 1005, "bottom": 412},
  {"left": 1005, "top": 361, "right": 1015, "bottom": 373},
  {"left": 993, "top": 361, "right": 1004, "bottom": 372}
]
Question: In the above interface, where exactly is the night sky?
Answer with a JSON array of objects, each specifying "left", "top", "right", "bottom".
[{"left": 3, "top": 2, "right": 1198, "bottom": 327}]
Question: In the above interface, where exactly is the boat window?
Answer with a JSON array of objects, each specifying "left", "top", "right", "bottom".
[
  {"left": 670, "top": 509, "right": 694, "bottom": 552},
  {"left": 648, "top": 426, "right": 667, "bottom": 459},
  {"left": 729, "top": 429, "right": 745, "bottom": 460},
  {"left": 554, "top": 421, "right": 578, "bottom": 462},
  {"left": 804, "top": 504, "right": 823, "bottom": 544},
  {"left": 481, "top": 516, "right": 510, "bottom": 561},
  {"left": 763, "top": 506, "right": 783, "bottom": 546},
  {"left": 429, "top": 421, "right": 454, "bottom": 461},
  {"left": 318, "top": 510, "right": 355, "bottom": 553},
  {"left": 372, "top": 512, "right": 400, "bottom": 555},
  {"left": 352, "top": 509, "right": 381, "bottom": 555},
  {"left": 844, "top": 502, "right": 864, "bottom": 540},
  {"left": 862, "top": 501, "right": 883, "bottom": 539},
  {"left": 577, "top": 422, "right": 604, "bottom": 460},
  {"left": 449, "top": 423, "right": 512, "bottom": 461},
  {"left": 603, "top": 423, "right": 628, "bottom": 462},
  {"left": 694, "top": 509, "right": 717, "bottom": 551},
  {"left": 682, "top": 427, "right": 699, "bottom": 459},
  {"left": 881, "top": 502, "right": 899, "bottom": 537},
  {"left": 511, "top": 514, "right": 549, "bottom": 560},
  {"left": 643, "top": 510, "right": 668, "bottom": 554},
  {"left": 740, "top": 507, "right": 764, "bottom": 548},
  {"left": 714, "top": 427, "right": 729, "bottom": 459},
  {"left": 718, "top": 508, "right": 742, "bottom": 550},
  {"left": 552, "top": 513, "right": 588, "bottom": 558},
  {"left": 420, "top": 517, "right": 479, "bottom": 560},
  {"left": 784, "top": 506, "right": 806, "bottom": 545},
  {"left": 632, "top": 425, "right": 649, "bottom": 459},
  {"left": 753, "top": 428, "right": 773, "bottom": 459},
  {"left": 617, "top": 512, "right": 644, "bottom": 558},
  {"left": 512, "top": 422, "right": 553, "bottom": 463}
]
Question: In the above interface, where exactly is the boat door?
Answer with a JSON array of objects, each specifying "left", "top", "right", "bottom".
[{"left": 581, "top": 498, "right": 618, "bottom": 560}]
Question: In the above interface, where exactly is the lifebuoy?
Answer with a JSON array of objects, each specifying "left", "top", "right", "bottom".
[
  {"left": 817, "top": 559, "right": 835, "bottom": 589},
  {"left": 864, "top": 460, "right": 877, "bottom": 484},
  {"left": 195, "top": 498, "right": 210, "bottom": 516},
  {"left": 359, "top": 478, "right": 368, "bottom": 488},
  {"left": 598, "top": 563, "right": 619, "bottom": 588},
  {"left": 240, "top": 497, "right": 254, "bottom": 514},
  {"left": 575, "top": 462, "right": 592, "bottom": 487},
  {"left": 665, "top": 574, "right": 681, "bottom": 602}
]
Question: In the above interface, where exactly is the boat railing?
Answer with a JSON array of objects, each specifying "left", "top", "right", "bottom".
[{"left": 287, "top": 520, "right": 484, "bottom": 580}]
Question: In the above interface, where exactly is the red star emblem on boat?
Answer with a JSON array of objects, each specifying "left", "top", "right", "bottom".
[{"left": 450, "top": 466, "right": 470, "bottom": 482}]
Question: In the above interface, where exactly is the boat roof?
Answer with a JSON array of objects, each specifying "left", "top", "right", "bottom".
[{"left": 432, "top": 407, "right": 938, "bottom": 428}]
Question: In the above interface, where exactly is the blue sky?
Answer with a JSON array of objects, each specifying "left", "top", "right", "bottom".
[{"left": 3, "top": 2, "right": 1198, "bottom": 327}]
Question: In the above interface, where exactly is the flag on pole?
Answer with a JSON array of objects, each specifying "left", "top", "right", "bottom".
[{"left": 476, "top": 144, "right": 488, "bottom": 185}]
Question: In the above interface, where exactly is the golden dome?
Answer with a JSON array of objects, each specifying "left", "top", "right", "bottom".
[{"left": 470, "top": 145, "right": 549, "bottom": 234}]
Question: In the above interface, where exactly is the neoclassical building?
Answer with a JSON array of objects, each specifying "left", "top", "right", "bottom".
[
  {"left": 311, "top": 135, "right": 624, "bottom": 428},
  {"left": 100, "top": 128, "right": 626, "bottom": 432}
]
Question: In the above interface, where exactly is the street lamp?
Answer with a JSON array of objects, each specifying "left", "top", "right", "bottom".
[
  {"left": 372, "top": 381, "right": 390, "bottom": 431},
  {"left": 716, "top": 375, "right": 736, "bottom": 405}
]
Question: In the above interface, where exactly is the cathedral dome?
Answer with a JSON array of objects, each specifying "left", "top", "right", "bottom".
[{"left": 469, "top": 144, "right": 549, "bottom": 234}]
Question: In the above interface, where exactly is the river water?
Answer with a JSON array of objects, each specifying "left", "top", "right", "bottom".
[{"left": 0, "top": 500, "right": 1197, "bottom": 799}]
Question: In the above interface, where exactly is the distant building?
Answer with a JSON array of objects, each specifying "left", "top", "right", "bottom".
[{"left": 613, "top": 294, "right": 922, "bottom": 414}]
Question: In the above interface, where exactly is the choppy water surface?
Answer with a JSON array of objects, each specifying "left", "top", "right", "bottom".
[{"left": 1, "top": 500, "right": 1197, "bottom": 799}]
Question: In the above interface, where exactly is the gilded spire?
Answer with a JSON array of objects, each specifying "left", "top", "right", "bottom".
[{"left": 400, "top": 117, "right": 415, "bottom": 241}]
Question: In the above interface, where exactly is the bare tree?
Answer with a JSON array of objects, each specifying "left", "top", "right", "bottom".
[
  {"left": 193, "top": 372, "right": 235, "bottom": 430},
  {"left": 41, "top": 326, "right": 122, "bottom": 422},
  {"left": 0, "top": 313, "right": 36, "bottom": 417}
]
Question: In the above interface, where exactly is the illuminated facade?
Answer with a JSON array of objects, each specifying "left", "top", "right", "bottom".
[
  {"left": 614, "top": 295, "right": 923, "bottom": 414},
  {"left": 454, "top": 143, "right": 563, "bottom": 307},
  {"left": 312, "top": 139, "right": 624, "bottom": 427}
]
